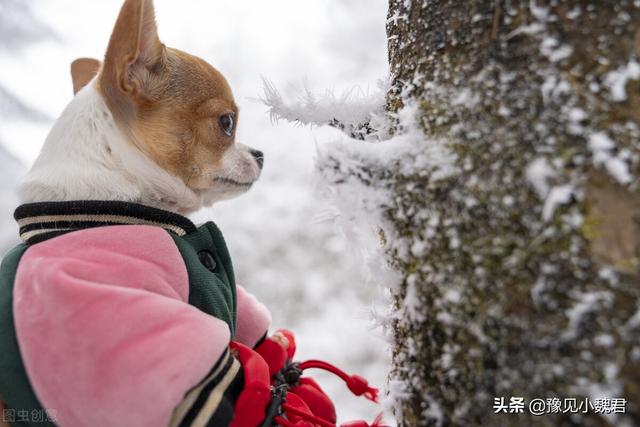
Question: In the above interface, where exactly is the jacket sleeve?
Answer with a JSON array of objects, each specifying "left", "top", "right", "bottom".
[
  {"left": 12, "top": 225, "right": 242, "bottom": 427},
  {"left": 234, "top": 285, "right": 272, "bottom": 348}
]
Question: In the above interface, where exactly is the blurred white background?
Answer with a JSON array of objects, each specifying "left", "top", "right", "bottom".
[{"left": 0, "top": 0, "right": 390, "bottom": 422}]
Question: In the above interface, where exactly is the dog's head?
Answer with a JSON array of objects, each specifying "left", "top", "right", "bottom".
[{"left": 72, "top": 0, "right": 263, "bottom": 206}]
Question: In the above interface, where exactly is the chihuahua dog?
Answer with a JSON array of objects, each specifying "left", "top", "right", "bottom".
[
  {"left": 0, "top": 2, "right": 384, "bottom": 426},
  {"left": 18, "top": 0, "right": 263, "bottom": 213},
  {"left": 0, "top": 1, "right": 275, "bottom": 427}
]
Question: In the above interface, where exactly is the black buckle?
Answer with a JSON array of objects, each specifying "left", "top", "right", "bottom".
[
  {"left": 274, "top": 361, "right": 302, "bottom": 388},
  {"left": 258, "top": 384, "right": 288, "bottom": 427},
  {"left": 259, "top": 361, "right": 305, "bottom": 427}
]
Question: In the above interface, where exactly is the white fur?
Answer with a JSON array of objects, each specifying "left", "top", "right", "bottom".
[{"left": 19, "top": 82, "right": 258, "bottom": 214}]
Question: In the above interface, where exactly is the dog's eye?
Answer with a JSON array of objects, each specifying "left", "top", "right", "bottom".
[{"left": 219, "top": 114, "right": 234, "bottom": 137}]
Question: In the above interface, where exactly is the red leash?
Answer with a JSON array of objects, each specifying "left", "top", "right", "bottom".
[{"left": 298, "top": 360, "right": 379, "bottom": 403}]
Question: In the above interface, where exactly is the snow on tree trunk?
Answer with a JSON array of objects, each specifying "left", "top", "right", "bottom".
[
  {"left": 262, "top": 1, "right": 640, "bottom": 425},
  {"left": 383, "top": 1, "right": 640, "bottom": 426}
]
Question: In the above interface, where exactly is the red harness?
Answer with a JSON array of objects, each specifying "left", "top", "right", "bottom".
[{"left": 229, "top": 330, "right": 386, "bottom": 427}]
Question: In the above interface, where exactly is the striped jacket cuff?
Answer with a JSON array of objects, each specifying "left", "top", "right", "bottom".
[{"left": 169, "top": 349, "right": 244, "bottom": 427}]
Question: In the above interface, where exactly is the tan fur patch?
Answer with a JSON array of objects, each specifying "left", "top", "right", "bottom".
[
  {"left": 97, "top": 0, "right": 241, "bottom": 192},
  {"left": 127, "top": 48, "right": 238, "bottom": 187},
  {"left": 70, "top": 58, "right": 101, "bottom": 95}
]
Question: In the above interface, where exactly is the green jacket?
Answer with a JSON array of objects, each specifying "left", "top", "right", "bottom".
[{"left": 0, "top": 201, "right": 270, "bottom": 427}]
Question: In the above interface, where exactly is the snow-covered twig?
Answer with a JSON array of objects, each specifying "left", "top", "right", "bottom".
[{"left": 261, "top": 78, "right": 386, "bottom": 140}]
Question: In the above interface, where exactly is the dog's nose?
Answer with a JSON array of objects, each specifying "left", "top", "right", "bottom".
[{"left": 250, "top": 149, "right": 264, "bottom": 169}]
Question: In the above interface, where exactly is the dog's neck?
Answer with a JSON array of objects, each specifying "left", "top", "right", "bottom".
[{"left": 18, "top": 83, "right": 202, "bottom": 215}]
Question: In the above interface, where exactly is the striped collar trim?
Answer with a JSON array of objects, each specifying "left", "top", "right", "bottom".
[{"left": 14, "top": 201, "right": 198, "bottom": 245}]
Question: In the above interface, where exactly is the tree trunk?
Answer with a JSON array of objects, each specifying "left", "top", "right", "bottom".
[{"left": 385, "top": 1, "right": 640, "bottom": 426}]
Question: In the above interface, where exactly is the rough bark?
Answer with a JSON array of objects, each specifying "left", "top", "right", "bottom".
[{"left": 384, "top": 1, "right": 640, "bottom": 426}]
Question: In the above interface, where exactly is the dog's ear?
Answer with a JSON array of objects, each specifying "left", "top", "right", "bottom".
[
  {"left": 70, "top": 58, "right": 101, "bottom": 95},
  {"left": 100, "top": 0, "right": 164, "bottom": 115}
]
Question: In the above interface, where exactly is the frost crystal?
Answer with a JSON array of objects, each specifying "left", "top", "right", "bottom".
[
  {"left": 604, "top": 59, "right": 640, "bottom": 102},
  {"left": 588, "top": 132, "right": 632, "bottom": 184},
  {"left": 526, "top": 157, "right": 556, "bottom": 198},
  {"left": 262, "top": 79, "right": 386, "bottom": 138},
  {"left": 542, "top": 184, "right": 574, "bottom": 221}
]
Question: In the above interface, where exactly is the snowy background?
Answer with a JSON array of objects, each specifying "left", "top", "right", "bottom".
[{"left": 0, "top": 0, "right": 391, "bottom": 422}]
